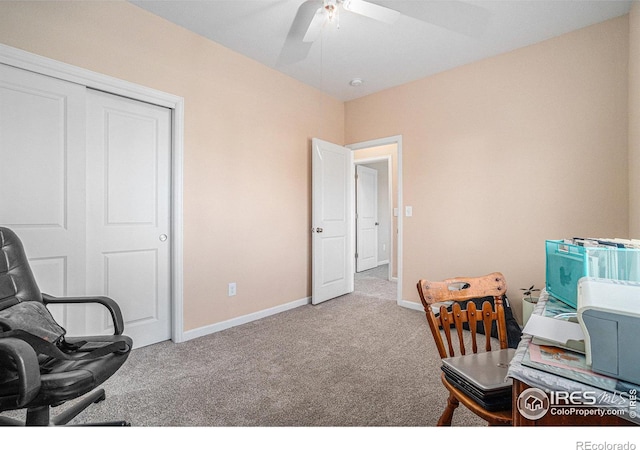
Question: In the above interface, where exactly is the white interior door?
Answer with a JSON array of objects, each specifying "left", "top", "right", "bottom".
[
  {"left": 0, "top": 63, "right": 88, "bottom": 329},
  {"left": 312, "top": 138, "right": 353, "bottom": 304},
  {"left": 0, "top": 63, "right": 172, "bottom": 348},
  {"left": 356, "top": 165, "right": 378, "bottom": 272},
  {"left": 86, "top": 89, "right": 172, "bottom": 348}
]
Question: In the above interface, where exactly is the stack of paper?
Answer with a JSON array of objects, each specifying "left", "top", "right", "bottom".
[{"left": 521, "top": 314, "right": 585, "bottom": 353}]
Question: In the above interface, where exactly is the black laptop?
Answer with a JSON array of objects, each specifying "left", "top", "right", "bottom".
[{"left": 440, "top": 348, "right": 515, "bottom": 411}]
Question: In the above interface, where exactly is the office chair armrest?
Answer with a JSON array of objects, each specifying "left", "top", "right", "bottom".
[
  {"left": 42, "top": 293, "right": 125, "bottom": 335},
  {"left": 0, "top": 337, "right": 41, "bottom": 407}
]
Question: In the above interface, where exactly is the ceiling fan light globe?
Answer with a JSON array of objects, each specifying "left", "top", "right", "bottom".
[{"left": 324, "top": 0, "right": 338, "bottom": 22}]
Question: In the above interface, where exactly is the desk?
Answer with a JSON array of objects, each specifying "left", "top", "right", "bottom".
[
  {"left": 511, "top": 378, "right": 634, "bottom": 426},
  {"left": 508, "top": 290, "right": 638, "bottom": 426}
]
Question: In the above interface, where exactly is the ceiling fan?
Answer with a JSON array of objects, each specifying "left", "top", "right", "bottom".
[
  {"left": 278, "top": 0, "right": 400, "bottom": 65},
  {"left": 277, "top": 0, "right": 491, "bottom": 66},
  {"left": 304, "top": 0, "right": 400, "bottom": 42}
]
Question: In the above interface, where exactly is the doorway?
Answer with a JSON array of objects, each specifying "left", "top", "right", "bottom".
[
  {"left": 355, "top": 158, "right": 390, "bottom": 274},
  {"left": 348, "top": 136, "right": 403, "bottom": 304}
]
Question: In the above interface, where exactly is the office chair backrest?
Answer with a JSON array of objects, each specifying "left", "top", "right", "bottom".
[
  {"left": 417, "top": 272, "right": 508, "bottom": 358},
  {"left": 0, "top": 227, "right": 42, "bottom": 311}
]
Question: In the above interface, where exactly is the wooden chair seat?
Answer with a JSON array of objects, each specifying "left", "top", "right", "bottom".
[{"left": 417, "top": 272, "right": 513, "bottom": 426}]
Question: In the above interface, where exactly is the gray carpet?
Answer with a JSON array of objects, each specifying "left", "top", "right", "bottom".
[
  {"left": 22, "top": 265, "right": 487, "bottom": 427},
  {"left": 354, "top": 264, "right": 397, "bottom": 300}
]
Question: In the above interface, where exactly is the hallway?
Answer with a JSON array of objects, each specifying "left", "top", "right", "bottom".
[{"left": 354, "top": 264, "right": 397, "bottom": 300}]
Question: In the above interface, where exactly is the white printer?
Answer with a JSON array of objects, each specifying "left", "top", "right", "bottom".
[{"left": 577, "top": 278, "right": 640, "bottom": 385}]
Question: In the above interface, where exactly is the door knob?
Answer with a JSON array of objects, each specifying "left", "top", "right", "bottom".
[
  {"left": 316, "top": 227, "right": 323, "bottom": 233},
  {"left": 159, "top": 234, "right": 168, "bottom": 242}
]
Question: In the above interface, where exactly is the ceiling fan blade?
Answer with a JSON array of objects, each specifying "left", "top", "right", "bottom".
[
  {"left": 277, "top": 0, "right": 322, "bottom": 66},
  {"left": 342, "top": 0, "right": 400, "bottom": 25},
  {"left": 303, "top": 8, "right": 326, "bottom": 43},
  {"left": 369, "top": 0, "right": 490, "bottom": 37}
]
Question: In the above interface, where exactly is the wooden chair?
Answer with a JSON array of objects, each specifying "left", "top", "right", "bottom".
[{"left": 416, "top": 272, "right": 513, "bottom": 426}]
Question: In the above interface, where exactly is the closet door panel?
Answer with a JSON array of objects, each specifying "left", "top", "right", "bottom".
[
  {"left": 0, "top": 64, "right": 87, "bottom": 331},
  {"left": 86, "top": 89, "right": 172, "bottom": 348}
]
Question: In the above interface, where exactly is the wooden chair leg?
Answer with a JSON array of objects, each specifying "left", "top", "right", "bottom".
[
  {"left": 487, "top": 418, "right": 512, "bottom": 426},
  {"left": 437, "top": 393, "right": 459, "bottom": 426}
]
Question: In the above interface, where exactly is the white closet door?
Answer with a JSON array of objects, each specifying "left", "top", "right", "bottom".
[
  {"left": 1, "top": 64, "right": 173, "bottom": 348},
  {"left": 85, "top": 89, "right": 172, "bottom": 348},
  {"left": 0, "top": 64, "right": 87, "bottom": 330}
]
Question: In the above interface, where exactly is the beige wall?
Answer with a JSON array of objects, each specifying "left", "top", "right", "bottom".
[
  {"left": 346, "top": 16, "right": 629, "bottom": 321},
  {"left": 0, "top": 1, "right": 344, "bottom": 332},
  {"left": 0, "top": 1, "right": 634, "bottom": 330}
]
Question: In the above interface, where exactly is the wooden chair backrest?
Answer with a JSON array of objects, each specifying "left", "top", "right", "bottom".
[{"left": 416, "top": 272, "right": 508, "bottom": 359}]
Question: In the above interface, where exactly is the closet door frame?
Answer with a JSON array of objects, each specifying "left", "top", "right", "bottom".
[{"left": 0, "top": 43, "right": 186, "bottom": 344}]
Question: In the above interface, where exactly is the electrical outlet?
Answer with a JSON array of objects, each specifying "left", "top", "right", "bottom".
[{"left": 228, "top": 282, "right": 237, "bottom": 297}]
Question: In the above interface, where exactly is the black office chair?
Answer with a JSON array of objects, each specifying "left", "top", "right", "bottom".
[{"left": 0, "top": 227, "right": 133, "bottom": 426}]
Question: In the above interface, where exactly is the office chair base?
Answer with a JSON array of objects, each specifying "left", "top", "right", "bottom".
[
  {"left": 20, "top": 388, "right": 130, "bottom": 426},
  {"left": 76, "top": 421, "right": 131, "bottom": 426},
  {"left": 0, "top": 416, "right": 26, "bottom": 426}
]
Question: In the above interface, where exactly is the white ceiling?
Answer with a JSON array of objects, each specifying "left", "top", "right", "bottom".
[{"left": 129, "top": 0, "right": 634, "bottom": 101}]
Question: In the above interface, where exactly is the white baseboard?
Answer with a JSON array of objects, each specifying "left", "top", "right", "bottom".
[
  {"left": 399, "top": 299, "right": 423, "bottom": 312},
  {"left": 180, "top": 295, "right": 420, "bottom": 343},
  {"left": 181, "top": 296, "right": 311, "bottom": 342}
]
